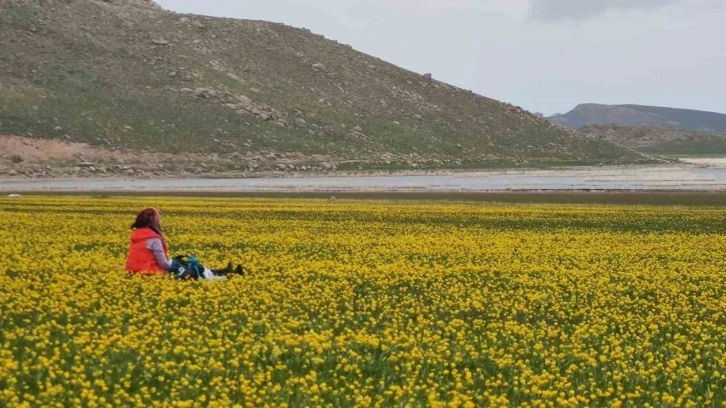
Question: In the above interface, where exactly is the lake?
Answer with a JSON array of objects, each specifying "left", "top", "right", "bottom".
[{"left": 3, "top": 162, "right": 726, "bottom": 193}]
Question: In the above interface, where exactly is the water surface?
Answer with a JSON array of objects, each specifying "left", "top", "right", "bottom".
[{"left": 4, "top": 164, "right": 726, "bottom": 193}]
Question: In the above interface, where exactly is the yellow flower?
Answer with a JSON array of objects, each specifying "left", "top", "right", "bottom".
[{"left": 0, "top": 197, "right": 724, "bottom": 406}]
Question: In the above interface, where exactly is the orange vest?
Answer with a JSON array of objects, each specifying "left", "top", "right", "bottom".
[{"left": 125, "top": 228, "right": 168, "bottom": 274}]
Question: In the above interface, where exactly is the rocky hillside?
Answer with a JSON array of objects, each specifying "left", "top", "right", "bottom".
[
  {"left": 0, "top": 0, "right": 646, "bottom": 177},
  {"left": 581, "top": 125, "right": 726, "bottom": 156},
  {"left": 550, "top": 104, "right": 726, "bottom": 133}
]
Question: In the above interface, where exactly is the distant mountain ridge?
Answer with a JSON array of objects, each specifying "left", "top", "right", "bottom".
[{"left": 549, "top": 104, "right": 726, "bottom": 133}]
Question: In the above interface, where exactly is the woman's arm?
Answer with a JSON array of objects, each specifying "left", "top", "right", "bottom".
[{"left": 146, "top": 238, "right": 173, "bottom": 271}]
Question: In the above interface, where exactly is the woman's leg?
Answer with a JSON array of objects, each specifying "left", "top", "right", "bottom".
[
  {"left": 210, "top": 262, "right": 233, "bottom": 275},
  {"left": 210, "top": 263, "right": 244, "bottom": 277}
]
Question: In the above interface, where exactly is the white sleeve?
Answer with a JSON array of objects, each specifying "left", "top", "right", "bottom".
[{"left": 146, "top": 238, "right": 172, "bottom": 271}]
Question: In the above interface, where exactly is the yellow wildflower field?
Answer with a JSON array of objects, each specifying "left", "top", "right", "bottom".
[{"left": 1, "top": 196, "right": 725, "bottom": 408}]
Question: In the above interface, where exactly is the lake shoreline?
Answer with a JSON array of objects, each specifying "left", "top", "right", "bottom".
[
  {"left": 6, "top": 190, "right": 726, "bottom": 206},
  {"left": 0, "top": 158, "right": 704, "bottom": 182},
  {"left": 0, "top": 160, "right": 712, "bottom": 182},
  {"left": 2, "top": 159, "right": 726, "bottom": 195}
]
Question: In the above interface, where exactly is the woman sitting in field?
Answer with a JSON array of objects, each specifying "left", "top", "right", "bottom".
[{"left": 125, "top": 208, "right": 244, "bottom": 280}]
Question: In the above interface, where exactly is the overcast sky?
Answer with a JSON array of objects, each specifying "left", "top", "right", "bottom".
[{"left": 156, "top": 0, "right": 725, "bottom": 116}]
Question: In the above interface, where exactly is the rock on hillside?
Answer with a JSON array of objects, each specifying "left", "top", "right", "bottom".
[
  {"left": 96, "top": 0, "right": 161, "bottom": 9},
  {"left": 550, "top": 104, "right": 726, "bottom": 133},
  {"left": 0, "top": 0, "right": 647, "bottom": 171}
]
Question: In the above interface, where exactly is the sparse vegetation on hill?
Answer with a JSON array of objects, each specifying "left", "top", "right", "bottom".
[
  {"left": 0, "top": 0, "right": 646, "bottom": 176},
  {"left": 582, "top": 125, "right": 726, "bottom": 156}
]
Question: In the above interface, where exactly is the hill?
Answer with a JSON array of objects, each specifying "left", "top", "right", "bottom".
[
  {"left": 0, "top": 0, "right": 646, "bottom": 177},
  {"left": 549, "top": 104, "right": 726, "bottom": 133},
  {"left": 581, "top": 125, "right": 726, "bottom": 156}
]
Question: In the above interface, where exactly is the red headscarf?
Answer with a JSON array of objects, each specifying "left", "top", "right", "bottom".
[{"left": 131, "top": 208, "right": 163, "bottom": 235}]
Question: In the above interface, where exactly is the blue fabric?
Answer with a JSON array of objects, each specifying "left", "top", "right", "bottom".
[{"left": 170, "top": 255, "right": 204, "bottom": 280}]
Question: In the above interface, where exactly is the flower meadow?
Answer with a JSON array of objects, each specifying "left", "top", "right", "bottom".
[{"left": 1, "top": 196, "right": 725, "bottom": 408}]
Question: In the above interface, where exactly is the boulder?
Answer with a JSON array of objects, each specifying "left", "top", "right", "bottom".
[
  {"left": 423, "top": 73, "right": 433, "bottom": 80},
  {"left": 151, "top": 39, "right": 170, "bottom": 46},
  {"left": 236, "top": 94, "right": 253, "bottom": 105},
  {"left": 193, "top": 88, "right": 217, "bottom": 98}
]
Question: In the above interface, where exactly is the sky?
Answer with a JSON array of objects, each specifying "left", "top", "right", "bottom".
[{"left": 155, "top": 0, "right": 725, "bottom": 116}]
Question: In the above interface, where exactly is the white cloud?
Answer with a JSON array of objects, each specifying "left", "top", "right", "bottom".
[
  {"left": 369, "top": 0, "right": 478, "bottom": 12},
  {"left": 530, "top": 0, "right": 678, "bottom": 21}
]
